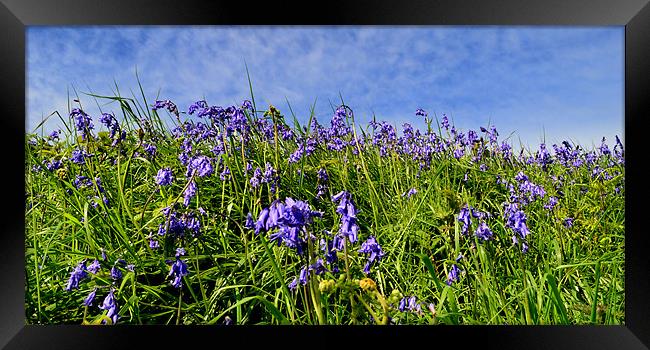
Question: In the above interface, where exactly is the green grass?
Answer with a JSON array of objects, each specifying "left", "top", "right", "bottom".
[{"left": 24, "top": 89, "right": 624, "bottom": 325}]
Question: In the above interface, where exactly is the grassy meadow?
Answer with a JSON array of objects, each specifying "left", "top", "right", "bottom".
[{"left": 25, "top": 89, "right": 625, "bottom": 325}]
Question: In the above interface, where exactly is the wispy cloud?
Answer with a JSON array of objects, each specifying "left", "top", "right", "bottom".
[{"left": 27, "top": 26, "right": 623, "bottom": 148}]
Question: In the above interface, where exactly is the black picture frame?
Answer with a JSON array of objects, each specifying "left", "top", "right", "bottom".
[{"left": 2, "top": 0, "right": 648, "bottom": 348}]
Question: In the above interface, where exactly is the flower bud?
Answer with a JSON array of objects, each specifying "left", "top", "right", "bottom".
[
  {"left": 319, "top": 279, "right": 336, "bottom": 294},
  {"left": 359, "top": 278, "right": 377, "bottom": 292}
]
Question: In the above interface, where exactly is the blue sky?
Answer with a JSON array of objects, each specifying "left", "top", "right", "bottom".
[{"left": 27, "top": 26, "right": 624, "bottom": 150}]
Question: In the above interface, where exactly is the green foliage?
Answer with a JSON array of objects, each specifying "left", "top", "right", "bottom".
[{"left": 24, "top": 91, "right": 625, "bottom": 325}]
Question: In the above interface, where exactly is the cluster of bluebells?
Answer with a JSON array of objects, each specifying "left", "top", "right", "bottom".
[
  {"left": 70, "top": 148, "right": 91, "bottom": 165},
  {"left": 249, "top": 163, "right": 279, "bottom": 193},
  {"left": 167, "top": 248, "right": 189, "bottom": 288},
  {"left": 446, "top": 255, "right": 464, "bottom": 286},
  {"left": 316, "top": 168, "right": 329, "bottom": 198},
  {"left": 332, "top": 191, "right": 360, "bottom": 245},
  {"left": 155, "top": 168, "right": 174, "bottom": 186},
  {"left": 397, "top": 296, "right": 435, "bottom": 317},
  {"left": 250, "top": 198, "right": 322, "bottom": 255},
  {"left": 63, "top": 251, "right": 133, "bottom": 325},
  {"left": 153, "top": 100, "right": 180, "bottom": 118},
  {"left": 358, "top": 236, "right": 385, "bottom": 274},
  {"left": 70, "top": 108, "right": 94, "bottom": 140},
  {"left": 504, "top": 202, "right": 531, "bottom": 253},
  {"left": 156, "top": 206, "right": 202, "bottom": 244},
  {"left": 99, "top": 112, "right": 126, "bottom": 146},
  {"left": 457, "top": 204, "right": 493, "bottom": 241}
]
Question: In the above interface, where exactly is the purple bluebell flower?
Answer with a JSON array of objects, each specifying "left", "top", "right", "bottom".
[
  {"left": 458, "top": 205, "right": 472, "bottom": 235},
  {"left": 220, "top": 166, "right": 231, "bottom": 181},
  {"left": 183, "top": 180, "right": 197, "bottom": 207},
  {"left": 474, "top": 222, "right": 493, "bottom": 241},
  {"left": 402, "top": 188, "right": 417, "bottom": 198},
  {"left": 70, "top": 108, "right": 94, "bottom": 139},
  {"left": 188, "top": 100, "right": 208, "bottom": 115},
  {"left": 155, "top": 168, "right": 174, "bottom": 186},
  {"left": 65, "top": 260, "right": 88, "bottom": 291},
  {"left": 70, "top": 148, "right": 87, "bottom": 165},
  {"left": 563, "top": 218, "right": 574, "bottom": 228},
  {"left": 241, "top": 100, "right": 253, "bottom": 112},
  {"left": 48, "top": 130, "right": 61, "bottom": 141},
  {"left": 143, "top": 143, "right": 157, "bottom": 158},
  {"left": 110, "top": 266, "right": 122, "bottom": 281},
  {"left": 288, "top": 277, "right": 298, "bottom": 291},
  {"left": 152, "top": 100, "right": 179, "bottom": 118},
  {"left": 169, "top": 248, "right": 189, "bottom": 288},
  {"left": 249, "top": 167, "right": 262, "bottom": 188},
  {"left": 544, "top": 197, "right": 558, "bottom": 211},
  {"left": 99, "top": 288, "right": 118, "bottom": 325},
  {"left": 244, "top": 212, "right": 255, "bottom": 229},
  {"left": 87, "top": 259, "right": 101, "bottom": 274},
  {"left": 298, "top": 265, "right": 310, "bottom": 286},
  {"left": 332, "top": 191, "right": 360, "bottom": 244},
  {"left": 441, "top": 115, "right": 449, "bottom": 130},
  {"left": 358, "top": 236, "right": 385, "bottom": 274},
  {"left": 44, "top": 159, "right": 62, "bottom": 171},
  {"left": 309, "top": 258, "right": 329, "bottom": 275},
  {"left": 446, "top": 264, "right": 461, "bottom": 286},
  {"left": 83, "top": 288, "right": 97, "bottom": 306}
]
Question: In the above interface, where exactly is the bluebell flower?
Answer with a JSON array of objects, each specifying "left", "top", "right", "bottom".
[
  {"left": 446, "top": 264, "right": 461, "bottom": 286},
  {"left": 309, "top": 258, "right": 328, "bottom": 275},
  {"left": 152, "top": 99, "right": 179, "bottom": 118},
  {"left": 358, "top": 236, "right": 385, "bottom": 274},
  {"left": 83, "top": 288, "right": 97, "bottom": 306},
  {"left": 288, "top": 277, "right": 298, "bottom": 291},
  {"left": 110, "top": 266, "right": 122, "bottom": 281},
  {"left": 155, "top": 168, "right": 174, "bottom": 186},
  {"left": 332, "top": 191, "right": 360, "bottom": 244},
  {"left": 169, "top": 248, "right": 189, "bottom": 288},
  {"left": 65, "top": 260, "right": 88, "bottom": 291},
  {"left": 143, "top": 143, "right": 157, "bottom": 158},
  {"left": 563, "top": 218, "right": 574, "bottom": 228},
  {"left": 70, "top": 108, "right": 94, "bottom": 139},
  {"left": 183, "top": 180, "right": 197, "bottom": 207},
  {"left": 441, "top": 115, "right": 449, "bottom": 130},
  {"left": 299, "top": 265, "right": 309, "bottom": 286},
  {"left": 220, "top": 166, "right": 231, "bottom": 181},
  {"left": 87, "top": 259, "right": 101, "bottom": 274},
  {"left": 70, "top": 148, "right": 87, "bottom": 165},
  {"left": 402, "top": 188, "right": 417, "bottom": 198},
  {"left": 544, "top": 197, "right": 558, "bottom": 211},
  {"left": 244, "top": 212, "right": 255, "bottom": 229},
  {"left": 99, "top": 288, "right": 118, "bottom": 325},
  {"left": 48, "top": 130, "right": 61, "bottom": 141},
  {"left": 474, "top": 222, "right": 494, "bottom": 241},
  {"left": 188, "top": 100, "right": 208, "bottom": 115},
  {"left": 189, "top": 155, "right": 213, "bottom": 178},
  {"left": 458, "top": 205, "right": 472, "bottom": 235}
]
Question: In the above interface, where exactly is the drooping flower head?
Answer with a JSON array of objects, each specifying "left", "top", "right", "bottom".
[
  {"left": 168, "top": 248, "right": 189, "bottom": 288},
  {"left": 65, "top": 260, "right": 88, "bottom": 291},
  {"left": 332, "top": 191, "right": 360, "bottom": 244},
  {"left": 99, "top": 288, "right": 119, "bottom": 325},
  {"left": 155, "top": 168, "right": 174, "bottom": 186},
  {"left": 358, "top": 236, "right": 386, "bottom": 274},
  {"left": 446, "top": 264, "right": 461, "bottom": 286},
  {"left": 83, "top": 288, "right": 97, "bottom": 306}
]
